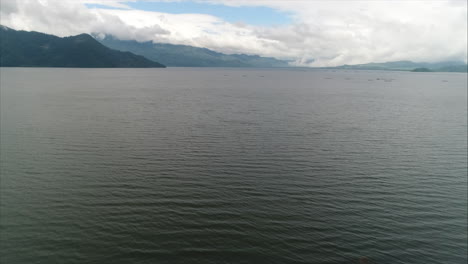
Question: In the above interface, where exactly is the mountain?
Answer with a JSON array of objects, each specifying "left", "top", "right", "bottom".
[
  {"left": 333, "top": 60, "right": 467, "bottom": 72},
  {"left": 434, "top": 64, "right": 468, "bottom": 72},
  {"left": 96, "top": 35, "right": 290, "bottom": 68},
  {"left": 0, "top": 26, "right": 165, "bottom": 68}
]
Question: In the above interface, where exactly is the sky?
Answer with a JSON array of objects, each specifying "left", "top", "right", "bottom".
[{"left": 0, "top": 0, "right": 467, "bottom": 66}]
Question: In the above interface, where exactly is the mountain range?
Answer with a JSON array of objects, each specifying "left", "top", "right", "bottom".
[
  {"left": 0, "top": 26, "right": 466, "bottom": 72},
  {"left": 332, "top": 60, "right": 467, "bottom": 72},
  {"left": 96, "top": 35, "right": 290, "bottom": 68},
  {"left": 0, "top": 26, "right": 165, "bottom": 68}
]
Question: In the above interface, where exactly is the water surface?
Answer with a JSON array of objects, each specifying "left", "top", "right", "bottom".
[{"left": 1, "top": 68, "right": 467, "bottom": 263}]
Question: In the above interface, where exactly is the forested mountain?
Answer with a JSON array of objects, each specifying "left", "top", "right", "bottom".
[{"left": 0, "top": 26, "right": 165, "bottom": 68}]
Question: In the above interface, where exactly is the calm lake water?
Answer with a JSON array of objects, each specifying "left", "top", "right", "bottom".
[{"left": 0, "top": 68, "right": 466, "bottom": 264}]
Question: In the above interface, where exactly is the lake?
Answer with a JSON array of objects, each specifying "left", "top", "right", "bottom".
[{"left": 1, "top": 68, "right": 466, "bottom": 263}]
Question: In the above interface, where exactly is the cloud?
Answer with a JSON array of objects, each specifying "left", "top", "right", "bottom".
[
  {"left": 202, "top": 0, "right": 468, "bottom": 65},
  {"left": 1, "top": 0, "right": 466, "bottom": 66}
]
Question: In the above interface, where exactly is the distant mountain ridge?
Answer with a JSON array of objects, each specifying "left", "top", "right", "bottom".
[
  {"left": 333, "top": 60, "right": 467, "bottom": 72},
  {"left": 0, "top": 26, "right": 165, "bottom": 68},
  {"left": 96, "top": 35, "right": 290, "bottom": 68}
]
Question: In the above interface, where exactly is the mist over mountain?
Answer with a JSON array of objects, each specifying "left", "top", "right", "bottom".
[
  {"left": 96, "top": 35, "right": 290, "bottom": 68},
  {"left": 0, "top": 26, "right": 165, "bottom": 68}
]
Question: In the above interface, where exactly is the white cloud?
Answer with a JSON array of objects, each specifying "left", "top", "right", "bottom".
[{"left": 1, "top": 0, "right": 466, "bottom": 66}]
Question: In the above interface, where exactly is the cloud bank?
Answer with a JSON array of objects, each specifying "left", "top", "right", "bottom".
[{"left": 1, "top": 0, "right": 466, "bottom": 66}]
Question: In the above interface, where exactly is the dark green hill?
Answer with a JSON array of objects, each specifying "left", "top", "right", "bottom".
[
  {"left": 97, "top": 35, "right": 290, "bottom": 68},
  {"left": 0, "top": 26, "right": 165, "bottom": 68},
  {"left": 411, "top": 67, "right": 432, "bottom": 72}
]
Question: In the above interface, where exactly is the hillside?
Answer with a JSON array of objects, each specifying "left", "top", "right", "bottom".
[{"left": 0, "top": 26, "right": 165, "bottom": 68}]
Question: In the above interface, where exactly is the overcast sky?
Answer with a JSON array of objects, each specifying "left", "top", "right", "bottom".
[{"left": 1, "top": 0, "right": 466, "bottom": 66}]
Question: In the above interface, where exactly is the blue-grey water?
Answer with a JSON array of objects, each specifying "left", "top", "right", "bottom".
[{"left": 0, "top": 68, "right": 466, "bottom": 264}]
